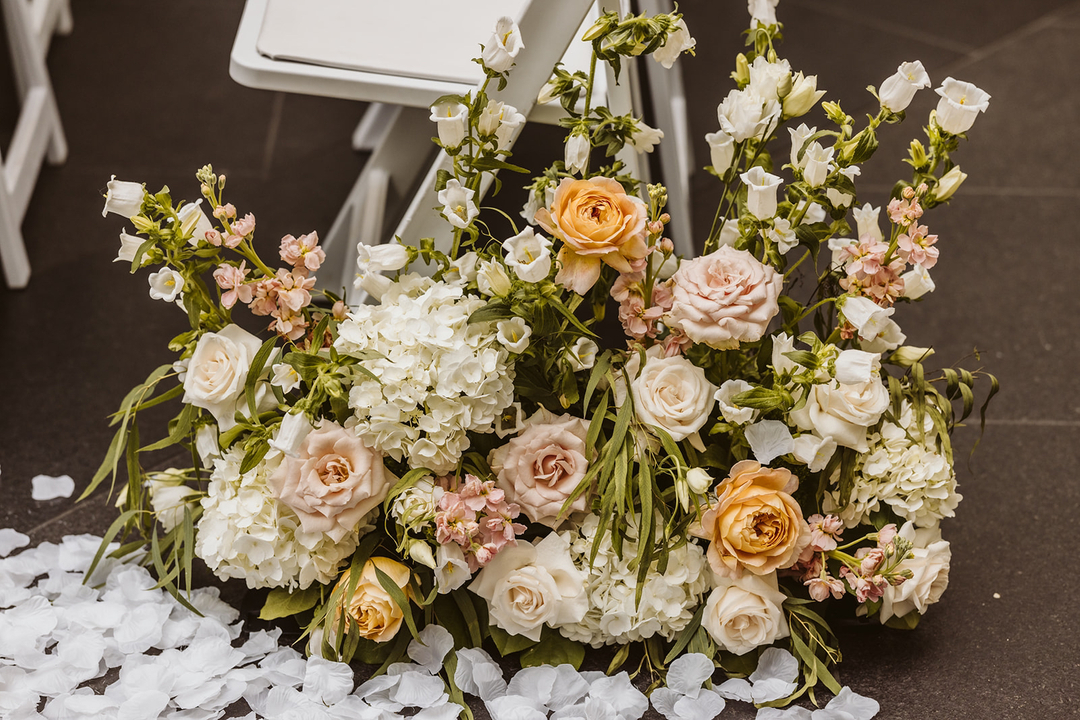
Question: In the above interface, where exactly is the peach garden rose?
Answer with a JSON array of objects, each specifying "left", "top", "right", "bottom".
[
  {"left": 336, "top": 557, "right": 411, "bottom": 643},
  {"left": 534, "top": 177, "right": 649, "bottom": 294}
]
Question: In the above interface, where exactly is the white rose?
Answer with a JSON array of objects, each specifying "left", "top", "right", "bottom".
[
  {"left": 182, "top": 324, "right": 263, "bottom": 431},
  {"left": 879, "top": 523, "right": 951, "bottom": 623},
  {"left": 715, "top": 379, "right": 756, "bottom": 425},
  {"left": 702, "top": 572, "right": 789, "bottom": 656},
  {"left": 502, "top": 227, "right": 552, "bottom": 283},
  {"left": 469, "top": 534, "right": 587, "bottom": 641},
  {"left": 717, "top": 88, "right": 780, "bottom": 143},
  {"left": 148, "top": 268, "right": 184, "bottom": 302},
  {"left": 631, "top": 354, "right": 718, "bottom": 442},
  {"left": 789, "top": 374, "right": 889, "bottom": 452}
]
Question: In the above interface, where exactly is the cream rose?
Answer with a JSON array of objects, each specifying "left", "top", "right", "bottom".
[
  {"left": 788, "top": 374, "right": 889, "bottom": 453},
  {"left": 631, "top": 354, "right": 718, "bottom": 442},
  {"left": 469, "top": 533, "right": 587, "bottom": 641},
  {"left": 693, "top": 460, "right": 808, "bottom": 578},
  {"left": 182, "top": 324, "right": 263, "bottom": 431},
  {"left": 667, "top": 246, "right": 783, "bottom": 350},
  {"left": 268, "top": 420, "right": 388, "bottom": 542},
  {"left": 489, "top": 409, "right": 592, "bottom": 528},
  {"left": 534, "top": 177, "right": 648, "bottom": 295},
  {"left": 702, "top": 571, "right": 789, "bottom": 656},
  {"left": 879, "top": 522, "right": 951, "bottom": 623},
  {"left": 337, "top": 557, "right": 411, "bottom": 643}
]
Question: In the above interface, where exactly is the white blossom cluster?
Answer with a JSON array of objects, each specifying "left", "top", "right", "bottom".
[
  {"left": 196, "top": 447, "right": 360, "bottom": 590},
  {"left": 334, "top": 273, "right": 516, "bottom": 475},
  {"left": 557, "top": 515, "right": 710, "bottom": 648},
  {"left": 825, "top": 403, "right": 961, "bottom": 529}
]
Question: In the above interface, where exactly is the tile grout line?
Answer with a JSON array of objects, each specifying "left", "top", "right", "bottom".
[{"left": 981, "top": 419, "right": 1080, "bottom": 427}]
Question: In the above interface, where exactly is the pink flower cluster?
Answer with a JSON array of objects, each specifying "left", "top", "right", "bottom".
[
  {"left": 838, "top": 237, "right": 906, "bottom": 305},
  {"left": 280, "top": 232, "right": 326, "bottom": 272},
  {"left": 434, "top": 475, "right": 526, "bottom": 572},
  {"left": 797, "top": 514, "right": 846, "bottom": 601},
  {"left": 838, "top": 523, "right": 910, "bottom": 604},
  {"left": 897, "top": 224, "right": 939, "bottom": 269},
  {"left": 611, "top": 263, "right": 675, "bottom": 342}
]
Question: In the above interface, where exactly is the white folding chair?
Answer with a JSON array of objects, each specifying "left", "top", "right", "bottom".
[
  {"left": 230, "top": 0, "right": 692, "bottom": 295},
  {"left": 0, "top": 0, "right": 70, "bottom": 289}
]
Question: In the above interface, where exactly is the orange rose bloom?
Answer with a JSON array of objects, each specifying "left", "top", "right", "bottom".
[
  {"left": 336, "top": 557, "right": 411, "bottom": 642},
  {"left": 534, "top": 177, "right": 648, "bottom": 294},
  {"left": 693, "top": 460, "right": 809, "bottom": 578}
]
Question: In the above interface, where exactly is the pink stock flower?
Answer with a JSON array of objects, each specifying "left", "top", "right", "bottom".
[
  {"left": 807, "top": 513, "right": 844, "bottom": 553},
  {"left": 897, "top": 225, "right": 939, "bottom": 269},
  {"left": 213, "top": 261, "right": 253, "bottom": 309},
  {"left": 877, "top": 523, "right": 898, "bottom": 545},
  {"left": 270, "top": 308, "right": 309, "bottom": 341},
  {"left": 651, "top": 280, "right": 674, "bottom": 312},
  {"left": 213, "top": 203, "right": 236, "bottom": 220},
  {"left": 806, "top": 575, "right": 845, "bottom": 601},
  {"left": 619, "top": 296, "right": 663, "bottom": 340},
  {"left": 857, "top": 546, "right": 886, "bottom": 576},
  {"left": 841, "top": 566, "right": 887, "bottom": 603},
  {"left": 275, "top": 268, "right": 316, "bottom": 313},
  {"left": 279, "top": 231, "right": 327, "bottom": 272},
  {"left": 887, "top": 196, "right": 923, "bottom": 227},
  {"left": 205, "top": 229, "right": 222, "bottom": 246},
  {"left": 434, "top": 474, "right": 526, "bottom": 571},
  {"left": 224, "top": 213, "right": 256, "bottom": 248},
  {"left": 610, "top": 271, "right": 644, "bottom": 303},
  {"left": 250, "top": 277, "right": 282, "bottom": 316},
  {"left": 662, "top": 327, "right": 693, "bottom": 356}
]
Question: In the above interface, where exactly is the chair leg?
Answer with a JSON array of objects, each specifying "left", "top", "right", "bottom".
[
  {"left": 351, "top": 103, "right": 397, "bottom": 152},
  {"left": 0, "top": 169, "right": 31, "bottom": 289}
]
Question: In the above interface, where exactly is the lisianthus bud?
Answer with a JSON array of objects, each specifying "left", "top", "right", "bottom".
[
  {"left": 408, "top": 540, "right": 437, "bottom": 569},
  {"left": 733, "top": 53, "right": 750, "bottom": 85},
  {"left": 783, "top": 72, "right": 826, "bottom": 119},
  {"left": 887, "top": 346, "right": 934, "bottom": 367},
  {"left": 933, "top": 166, "right": 967, "bottom": 202},
  {"left": 686, "top": 467, "right": 712, "bottom": 495}
]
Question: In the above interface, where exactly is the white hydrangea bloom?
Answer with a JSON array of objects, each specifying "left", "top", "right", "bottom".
[
  {"left": 824, "top": 403, "right": 961, "bottom": 528},
  {"left": 557, "top": 515, "right": 710, "bottom": 648},
  {"left": 334, "top": 273, "right": 516, "bottom": 475},
  {"left": 196, "top": 447, "right": 362, "bottom": 590}
]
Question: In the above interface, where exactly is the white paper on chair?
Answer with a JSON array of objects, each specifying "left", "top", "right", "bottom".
[{"left": 257, "top": 0, "right": 530, "bottom": 84}]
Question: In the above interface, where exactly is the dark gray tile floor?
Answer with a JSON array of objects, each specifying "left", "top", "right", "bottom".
[{"left": 2, "top": 1, "right": 1078, "bottom": 718}]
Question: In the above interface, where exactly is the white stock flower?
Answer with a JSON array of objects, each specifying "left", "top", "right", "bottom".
[
  {"left": 747, "top": 56, "right": 791, "bottom": 102},
  {"left": 564, "top": 132, "right": 591, "bottom": 175},
  {"left": 706, "top": 131, "right": 736, "bottom": 173},
  {"left": 740, "top": 166, "right": 783, "bottom": 219},
  {"left": 653, "top": 17, "right": 695, "bottom": 69},
  {"left": 565, "top": 337, "right": 598, "bottom": 372},
  {"left": 477, "top": 259, "right": 513, "bottom": 297},
  {"left": 102, "top": 176, "right": 145, "bottom": 218},
  {"left": 631, "top": 354, "right": 718, "bottom": 442},
  {"left": 430, "top": 100, "right": 469, "bottom": 149},
  {"left": 717, "top": 88, "right": 779, "bottom": 142},
  {"left": 482, "top": 16, "right": 523, "bottom": 73},
  {"left": 783, "top": 72, "right": 825, "bottom": 119},
  {"left": 270, "top": 361, "right": 301, "bottom": 393},
  {"left": 470, "top": 534, "right": 588, "bottom": 641},
  {"left": 714, "top": 379, "right": 756, "bottom": 425},
  {"left": 496, "top": 317, "right": 532, "bottom": 354},
  {"left": 115, "top": 230, "right": 148, "bottom": 264},
  {"left": 787, "top": 123, "right": 816, "bottom": 169},
  {"left": 745, "top": 419, "right": 794, "bottom": 465},
  {"left": 934, "top": 165, "right": 967, "bottom": 201},
  {"left": 182, "top": 324, "right": 262, "bottom": 431},
  {"left": 878, "top": 61, "right": 931, "bottom": 112},
  {"left": 148, "top": 268, "right": 184, "bottom": 302},
  {"left": 934, "top": 77, "right": 990, "bottom": 134},
  {"left": 437, "top": 179, "right": 478, "bottom": 229},
  {"left": 502, "top": 227, "right": 552, "bottom": 282},
  {"left": 879, "top": 522, "right": 951, "bottom": 622},
  {"left": 801, "top": 141, "right": 834, "bottom": 188},
  {"left": 765, "top": 217, "right": 797, "bottom": 254},
  {"left": 901, "top": 263, "right": 935, "bottom": 300},
  {"left": 748, "top": 0, "right": 779, "bottom": 26},
  {"left": 629, "top": 120, "right": 664, "bottom": 153},
  {"left": 702, "top": 572, "right": 788, "bottom": 656},
  {"left": 852, "top": 203, "right": 883, "bottom": 242}
]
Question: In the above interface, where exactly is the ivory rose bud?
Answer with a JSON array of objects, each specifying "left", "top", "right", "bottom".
[
  {"left": 631, "top": 354, "right": 718, "bottom": 442},
  {"left": 879, "top": 522, "right": 951, "bottom": 623},
  {"left": 469, "top": 533, "right": 588, "bottom": 641},
  {"left": 535, "top": 177, "right": 649, "bottom": 295},
  {"left": 693, "top": 460, "right": 809, "bottom": 578},
  {"left": 268, "top": 420, "right": 389, "bottom": 542},
  {"left": 489, "top": 409, "right": 592, "bottom": 527},
  {"left": 337, "top": 557, "right": 411, "bottom": 643},
  {"left": 702, "top": 571, "right": 789, "bottom": 655},
  {"left": 182, "top": 324, "right": 263, "bottom": 430},
  {"left": 667, "top": 246, "right": 784, "bottom": 350},
  {"left": 788, "top": 372, "right": 889, "bottom": 453}
]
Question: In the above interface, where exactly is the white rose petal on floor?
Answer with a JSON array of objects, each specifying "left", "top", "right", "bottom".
[{"left": 30, "top": 474, "right": 75, "bottom": 501}]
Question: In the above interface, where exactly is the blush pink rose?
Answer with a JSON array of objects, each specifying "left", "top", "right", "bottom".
[
  {"left": 488, "top": 409, "right": 592, "bottom": 528},
  {"left": 269, "top": 420, "right": 388, "bottom": 542},
  {"left": 667, "top": 246, "right": 783, "bottom": 349}
]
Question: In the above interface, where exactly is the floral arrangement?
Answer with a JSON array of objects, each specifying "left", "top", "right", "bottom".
[{"left": 89, "top": 1, "right": 997, "bottom": 715}]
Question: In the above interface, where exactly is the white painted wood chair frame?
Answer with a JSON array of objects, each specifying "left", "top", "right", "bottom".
[{"left": 0, "top": 0, "right": 70, "bottom": 289}]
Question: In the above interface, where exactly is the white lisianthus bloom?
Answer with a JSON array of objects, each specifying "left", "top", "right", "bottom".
[
  {"left": 628, "top": 120, "right": 664, "bottom": 153},
  {"left": 740, "top": 166, "right": 783, "bottom": 219},
  {"left": 791, "top": 433, "right": 837, "bottom": 472},
  {"left": 477, "top": 259, "right": 512, "bottom": 297},
  {"left": 787, "top": 123, "right": 816, "bottom": 169},
  {"left": 496, "top": 317, "right": 532, "bottom": 354},
  {"left": 747, "top": 0, "right": 779, "bottom": 26},
  {"left": 702, "top": 572, "right": 789, "bottom": 656},
  {"left": 715, "top": 380, "right": 756, "bottom": 426},
  {"left": 745, "top": 419, "right": 794, "bottom": 466},
  {"left": 878, "top": 61, "right": 931, "bottom": 112},
  {"left": 827, "top": 166, "right": 861, "bottom": 209},
  {"left": 564, "top": 132, "right": 591, "bottom": 175},
  {"left": 177, "top": 199, "right": 215, "bottom": 246},
  {"left": 270, "top": 361, "right": 301, "bottom": 393},
  {"left": 182, "top": 324, "right": 262, "bottom": 431},
  {"left": 148, "top": 268, "right": 184, "bottom": 302},
  {"left": 934, "top": 77, "right": 991, "bottom": 134},
  {"left": 765, "top": 217, "right": 797, "bottom": 254},
  {"left": 747, "top": 56, "right": 791, "bottom": 102},
  {"left": 801, "top": 141, "right": 834, "bottom": 188},
  {"left": 934, "top": 165, "right": 967, "bottom": 202},
  {"left": 653, "top": 17, "right": 695, "bottom": 69},
  {"left": 901, "top": 264, "right": 935, "bottom": 300},
  {"left": 115, "top": 230, "right": 148, "bottom": 264},
  {"left": 834, "top": 349, "right": 881, "bottom": 386},
  {"left": 852, "top": 203, "right": 883, "bottom": 242},
  {"left": 783, "top": 72, "right": 826, "bottom": 119},
  {"left": 717, "top": 88, "right": 780, "bottom": 142},
  {"left": 437, "top": 179, "right": 478, "bottom": 229},
  {"left": 706, "top": 131, "right": 736, "bottom": 173},
  {"left": 429, "top": 100, "right": 469, "bottom": 149},
  {"left": 102, "top": 176, "right": 145, "bottom": 218},
  {"left": 470, "top": 534, "right": 587, "bottom": 641},
  {"left": 879, "top": 522, "right": 951, "bottom": 623},
  {"left": 482, "top": 16, "right": 523, "bottom": 74},
  {"left": 566, "top": 337, "right": 598, "bottom": 372},
  {"left": 502, "top": 227, "right": 552, "bottom": 282},
  {"left": 631, "top": 354, "right": 718, "bottom": 442}
]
